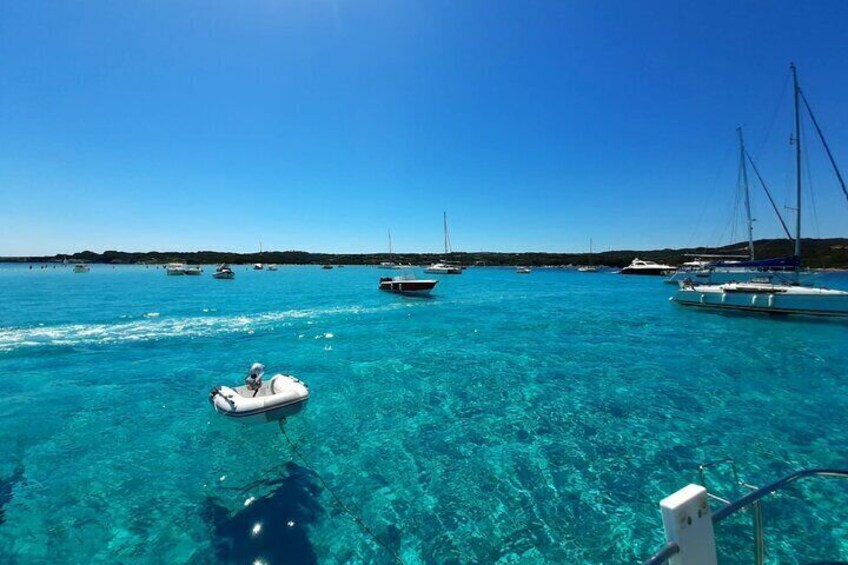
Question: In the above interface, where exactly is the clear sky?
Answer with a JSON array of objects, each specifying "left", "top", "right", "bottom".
[{"left": 2, "top": 1, "right": 848, "bottom": 255}]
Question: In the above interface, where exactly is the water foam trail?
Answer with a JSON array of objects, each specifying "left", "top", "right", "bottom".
[{"left": 0, "top": 304, "right": 404, "bottom": 352}]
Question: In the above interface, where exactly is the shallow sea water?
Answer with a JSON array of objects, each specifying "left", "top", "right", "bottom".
[{"left": 1, "top": 264, "right": 847, "bottom": 563}]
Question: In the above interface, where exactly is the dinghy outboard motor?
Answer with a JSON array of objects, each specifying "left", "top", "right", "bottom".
[{"left": 246, "top": 362, "right": 265, "bottom": 395}]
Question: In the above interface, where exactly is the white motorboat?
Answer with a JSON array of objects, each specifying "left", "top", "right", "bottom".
[
  {"left": 210, "top": 374, "right": 309, "bottom": 424},
  {"left": 267, "top": 264, "right": 278, "bottom": 271},
  {"left": 620, "top": 258, "right": 675, "bottom": 276},
  {"left": 253, "top": 263, "right": 264, "bottom": 270},
  {"left": 425, "top": 262, "right": 462, "bottom": 274},
  {"left": 213, "top": 264, "right": 235, "bottom": 279},
  {"left": 516, "top": 266, "right": 532, "bottom": 274},
  {"left": 73, "top": 263, "right": 90, "bottom": 273},
  {"left": 184, "top": 265, "right": 203, "bottom": 275},
  {"left": 166, "top": 262, "right": 186, "bottom": 276},
  {"left": 379, "top": 270, "right": 438, "bottom": 295}
]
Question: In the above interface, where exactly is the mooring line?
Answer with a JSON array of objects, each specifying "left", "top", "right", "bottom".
[{"left": 278, "top": 420, "right": 405, "bottom": 564}]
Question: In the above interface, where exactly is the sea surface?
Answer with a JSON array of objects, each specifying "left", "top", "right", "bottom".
[{"left": 1, "top": 264, "right": 847, "bottom": 564}]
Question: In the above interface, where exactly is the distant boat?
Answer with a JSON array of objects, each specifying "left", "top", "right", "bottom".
[
  {"left": 380, "top": 229, "right": 398, "bottom": 269},
  {"left": 267, "top": 264, "right": 278, "bottom": 271},
  {"left": 620, "top": 258, "right": 675, "bottom": 276},
  {"left": 213, "top": 264, "right": 235, "bottom": 279},
  {"left": 184, "top": 265, "right": 203, "bottom": 276},
  {"left": 578, "top": 238, "right": 599, "bottom": 272},
  {"left": 73, "top": 263, "right": 90, "bottom": 273},
  {"left": 425, "top": 262, "right": 462, "bottom": 274},
  {"left": 253, "top": 263, "right": 264, "bottom": 270},
  {"left": 425, "top": 212, "right": 464, "bottom": 274},
  {"left": 379, "top": 269, "right": 438, "bottom": 296},
  {"left": 516, "top": 266, "right": 532, "bottom": 274},
  {"left": 673, "top": 64, "right": 848, "bottom": 317},
  {"left": 166, "top": 262, "right": 186, "bottom": 276},
  {"left": 322, "top": 265, "right": 334, "bottom": 270}
]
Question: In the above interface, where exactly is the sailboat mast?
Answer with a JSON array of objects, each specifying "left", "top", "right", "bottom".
[
  {"left": 388, "top": 229, "right": 393, "bottom": 257},
  {"left": 443, "top": 212, "right": 450, "bottom": 254},
  {"left": 791, "top": 63, "right": 802, "bottom": 259},
  {"left": 737, "top": 127, "right": 755, "bottom": 261},
  {"left": 589, "top": 238, "right": 593, "bottom": 265}
]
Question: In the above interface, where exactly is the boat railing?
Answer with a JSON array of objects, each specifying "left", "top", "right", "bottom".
[{"left": 643, "top": 464, "right": 848, "bottom": 565}]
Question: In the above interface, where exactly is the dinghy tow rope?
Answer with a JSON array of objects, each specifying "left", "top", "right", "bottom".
[{"left": 277, "top": 419, "right": 405, "bottom": 564}]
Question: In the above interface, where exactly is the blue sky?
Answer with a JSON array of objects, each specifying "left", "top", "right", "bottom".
[{"left": 2, "top": 1, "right": 848, "bottom": 255}]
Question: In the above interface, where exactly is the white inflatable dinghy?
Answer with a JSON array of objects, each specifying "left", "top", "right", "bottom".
[{"left": 209, "top": 374, "right": 309, "bottom": 423}]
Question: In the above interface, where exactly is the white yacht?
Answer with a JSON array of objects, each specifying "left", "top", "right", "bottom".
[
  {"left": 267, "top": 264, "right": 278, "bottom": 271},
  {"left": 183, "top": 265, "right": 203, "bottom": 276},
  {"left": 620, "top": 258, "right": 675, "bottom": 276},
  {"left": 165, "top": 262, "right": 186, "bottom": 276},
  {"left": 425, "top": 262, "right": 462, "bottom": 275},
  {"left": 253, "top": 263, "right": 264, "bottom": 270},
  {"left": 516, "top": 266, "right": 532, "bottom": 274}
]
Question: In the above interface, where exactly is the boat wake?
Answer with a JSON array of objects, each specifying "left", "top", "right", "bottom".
[{"left": 0, "top": 304, "right": 404, "bottom": 352}]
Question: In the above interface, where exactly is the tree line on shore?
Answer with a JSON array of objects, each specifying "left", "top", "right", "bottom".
[{"left": 4, "top": 238, "right": 848, "bottom": 268}]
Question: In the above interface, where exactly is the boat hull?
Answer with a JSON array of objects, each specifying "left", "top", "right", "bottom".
[
  {"left": 213, "top": 272, "right": 234, "bottom": 279},
  {"left": 672, "top": 286, "right": 848, "bottom": 317},
  {"left": 620, "top": 268, "right": 671, "bottom": 276}
]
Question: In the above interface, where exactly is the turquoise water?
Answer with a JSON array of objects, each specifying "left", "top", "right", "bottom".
[{"left": 1, "top": 264, "right": 847, "bottom": 563}]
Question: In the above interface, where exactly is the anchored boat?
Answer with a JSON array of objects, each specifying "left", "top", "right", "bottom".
[
  {"left": 379, "top": 269, "right": 438, "bottom": 296},
  {"left": 620, "top": 258, "right": 675, "bottom": 276},
  {"left": 210, "top": 372, "right": 309, "bottom": 423},
  {"left": 165, "top": 262, "right": 186, "bottom": 276},
  {"left": 672, "top": 65, "right": 848, "bottom": 317},
  {"left": 212, "top": 264, "right": 235, "bottom": 279}
]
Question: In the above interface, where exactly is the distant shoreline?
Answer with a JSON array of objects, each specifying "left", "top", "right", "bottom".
[{"left": 3, "top": 237, "right": 848, "bottom": 269}]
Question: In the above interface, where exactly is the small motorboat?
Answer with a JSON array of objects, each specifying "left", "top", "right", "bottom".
[
  {"left": 379, "top": 270, "right": 438, "bottom": 296},
  {"left": 184, "top": 265, "right": 203, "bottom": 275},
  {"left": 213, "top": 264, "right": 235, "bottom": 279},
  {"left": 267, "top": 264, "right": 278, "bottom": 271},
  {"left": 210, "top": 373, "right": 309, "bottom": 423},
  {"left": 322, "top": 264, "right": 334, "bottom": 270},
  {"left": 516, "top": 266, "right": 532, "bottom": 274},
  {"left": 253, "top": 263, "right": 264, "bottom": 270},
  {"left": 73, "top": 263, "right": 90, "bottom": 273}
]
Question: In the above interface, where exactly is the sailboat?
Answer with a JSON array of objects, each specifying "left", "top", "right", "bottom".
[
  {"left": 425, "top": 212, "right": 462, "bottom": 274},
  {"left": 673, "top": 64, "right": 848, "bottom": 317},
  {"left": 379, "top": 230, "right": 398, "bottom": 269},
  {"left": 253, "top": 241, "right": 264, "bottom": 270},
  {"left": 666, "top": 127, "right": 814, "bottom": 286},
  {"left": 578, "top": 239, "right": 599, "bottom": 272}
]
